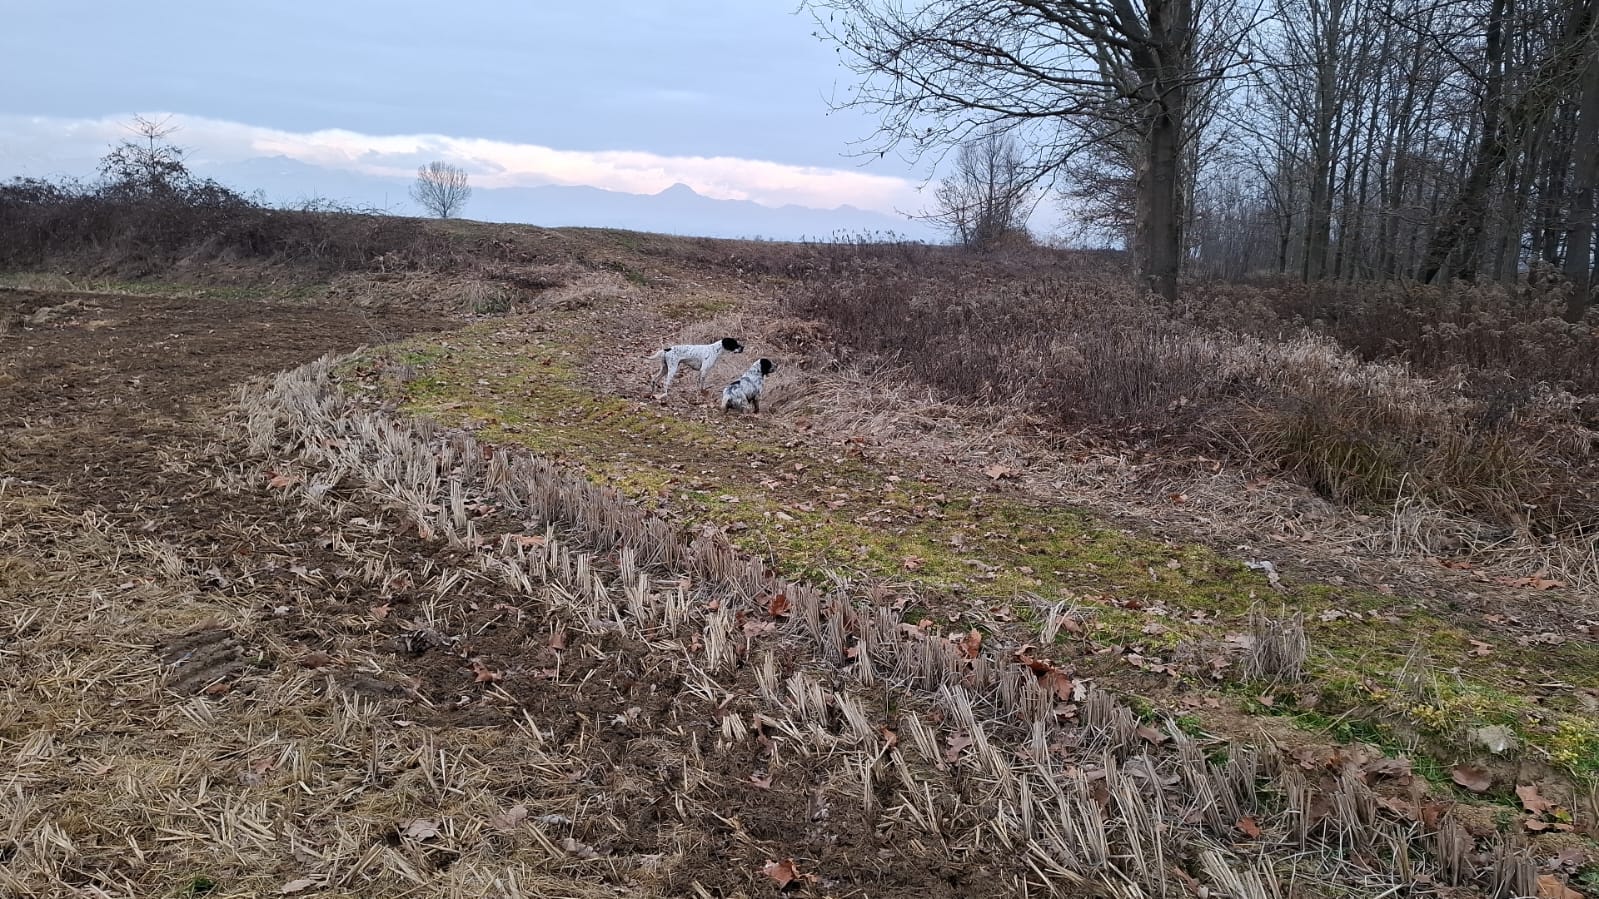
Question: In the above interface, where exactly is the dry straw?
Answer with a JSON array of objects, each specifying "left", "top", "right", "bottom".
[{"left": 153, "top": 351, "right": 1547, "bottom": 896}]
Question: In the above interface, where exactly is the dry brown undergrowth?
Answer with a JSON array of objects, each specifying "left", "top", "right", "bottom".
[
  {"left": 0, "top": 341, "right": 1572, "bottom": 898},
  {"left": 656, "top": 305, "right": 1599, "bottom": 604}
]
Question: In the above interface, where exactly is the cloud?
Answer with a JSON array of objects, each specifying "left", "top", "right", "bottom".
[{"left": 0, "top": 112, "right": 923, "bottom": 214}]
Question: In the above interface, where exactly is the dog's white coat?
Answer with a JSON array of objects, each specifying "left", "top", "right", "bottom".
[{"left": 648, "top": 337, "right": 743, "bottom": 395}]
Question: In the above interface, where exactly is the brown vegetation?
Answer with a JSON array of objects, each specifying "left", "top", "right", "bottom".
[
  {"left": 775, "top": 242, "right": 1599, "bottom": 554},
  {"left": 4, "top": 185, "right": 1598, "bottom": 894}
]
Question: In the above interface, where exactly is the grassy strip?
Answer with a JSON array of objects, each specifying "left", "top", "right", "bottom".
[{"left": 355, "top": 322, "right": 1599, "bottom": 788}]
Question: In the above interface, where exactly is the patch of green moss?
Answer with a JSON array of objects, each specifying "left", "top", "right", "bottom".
[{"left": 1550, "top": 717, "right": 1599, "bottom": 780}]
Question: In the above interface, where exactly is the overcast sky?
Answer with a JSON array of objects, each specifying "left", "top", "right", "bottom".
[{"left": 0, "top": 1, "right": 953, "bottom": 227}]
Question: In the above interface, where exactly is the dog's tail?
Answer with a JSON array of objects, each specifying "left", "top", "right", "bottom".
[{"left": 646, "top": 347, "right": 665, "bottom": 361}]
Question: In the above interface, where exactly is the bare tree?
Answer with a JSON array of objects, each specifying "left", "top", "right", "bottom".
[
  {"left": 808, "top": 0, "right": 1252, "bottom": 300},
  {"left": 99, "top": 115, "right": 191, "bottom": 197},
  {"left": 410, "top": 161, "right": 472, "bottom": 219},
  {"left": 933, "top": 130, "right": 1034, "bottom": 248}
]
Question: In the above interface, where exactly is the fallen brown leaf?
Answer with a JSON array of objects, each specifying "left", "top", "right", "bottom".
[
  {"left": 960, "top": 628, "right": 983, "bottom": 659},
  {"left": 487, "top": 804, "right": 529, "bottom": 832},
  {"left": 1235, "top": 816, "right": 1263, "bottom": 838},
  {"left": 1136, "top": 724, "right": 1169, "bottom": 745},
  {"left": 761, "top": 858, "right": 816, "bottom": 887},
  {"left": 560, "top": 836, "right": 598, "bottom": 859},
  {"left": 1013, "top": 645, "right": 1054, "bottom": 673},
  {"left": 1450, "top": 764, "right": 1493, "bottom": 793},
  {"left": 944, "top": 730, "right": 974, "bottom": 763},
  {"left": 1517, "top": 783, "right": 1554, "bottom": 815},
  {"left": 300, "top": 651, "right": 334, "bottom": 669},
  {"left": 470, "top": 658, "right": 503, "bottom": 684},
  {"left": 401, "top": 818, "right": 439, "bottom": 841},
  {"left": 1040, "top": 670, "right": 1075, "bottom": 701},
  {"left": 1364, "top": 756, "right": 1414, "bottom": 781},
  {"left": 742, "top": 618, "right": 777, "bottom": 639},
  {"left": 1376, "top": 795, "right": 1417, "bottom": 819},
  {"left": 1537, "top": 874, "right": 1585, "bottom": 899}
]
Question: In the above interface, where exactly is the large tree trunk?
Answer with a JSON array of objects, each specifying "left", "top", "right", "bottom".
[
  {"left": 1530, "top": 118, "right": 1570, "bottom": 265},
  {"left": 1565, "top": 0, "right": 1599, "bottom": 320},
  {"left": 1297, "top": 0, "right": 1346, "bottom": 281},
  {"left": 1421, "top": 0, "right": 1508, "bottom": 283},
  {"left": 1127, "top": 0, "right": 1193, "bottom": 301},
  {"left": 1139, "top": 105, "right": 1185, "bottom": 300}
]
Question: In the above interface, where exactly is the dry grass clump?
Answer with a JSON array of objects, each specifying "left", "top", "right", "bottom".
[
  {"left": 1242, "top": 610, "right": 1308, "bottom": 683},
  {"left": 1188, "top": 277, "right": 1599, "bottom": 392}
]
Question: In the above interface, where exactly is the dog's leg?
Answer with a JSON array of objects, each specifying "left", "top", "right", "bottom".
[
  {"left": 658, "top": 360, "right": 679, "bottom": 397},
  {"left": 751, "top": 396, "right": 759, "bottom": 414}
]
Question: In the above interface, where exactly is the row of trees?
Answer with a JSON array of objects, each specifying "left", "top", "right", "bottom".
[{"left": 813, "top": 0, "right": 1599, "bottom": 316}]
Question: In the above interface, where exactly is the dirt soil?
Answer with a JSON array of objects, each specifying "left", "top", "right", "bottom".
[{"left": 0, "top": 287, "right": 1007, "bottom": 898}]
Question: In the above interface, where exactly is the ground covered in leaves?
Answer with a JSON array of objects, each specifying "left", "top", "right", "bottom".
[{"left": 1, "top": 223, "right": 1597, "bottom": 898}]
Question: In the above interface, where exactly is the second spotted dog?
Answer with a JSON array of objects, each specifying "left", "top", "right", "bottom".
[{"left": 720, "top": 358, "right": 777, "bottom": 414}]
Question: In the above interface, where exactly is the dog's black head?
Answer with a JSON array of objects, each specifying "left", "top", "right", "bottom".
[
  {"left": 720, "top": 337, "right": 745, "bottom": 353},
  {"left": 758, "top": 357, "right": 776, "bottom": 375}
]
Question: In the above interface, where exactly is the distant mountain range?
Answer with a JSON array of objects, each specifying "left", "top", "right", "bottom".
[{"left": 198, "top": 156, "right": 940, "bottom": 242}]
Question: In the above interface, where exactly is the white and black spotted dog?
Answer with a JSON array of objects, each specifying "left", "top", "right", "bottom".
[
  {"left": 720, "top": 358, "right": 777, "bottom": 414},
  {"left": 648, "top": 337, "right": 744, "bottom": 396}
]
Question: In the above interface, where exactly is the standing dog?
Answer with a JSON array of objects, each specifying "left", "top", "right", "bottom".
[
  {"left": 648, "top": 337, "right": 744, "bottom": 396},
  {"left": 720, "top": 358, "right": 777, "bottom": 414}
]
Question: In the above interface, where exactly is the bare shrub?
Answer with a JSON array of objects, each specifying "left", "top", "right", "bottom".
[
  {"left": 783, "top": 240, "right": 1599, "bottom": 542},
  {"left": 0, "top": 175, "right": 541, "bottom": 281},
  {"left": 932, "top": 129, "right": 1034, "bottom": 250}
]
